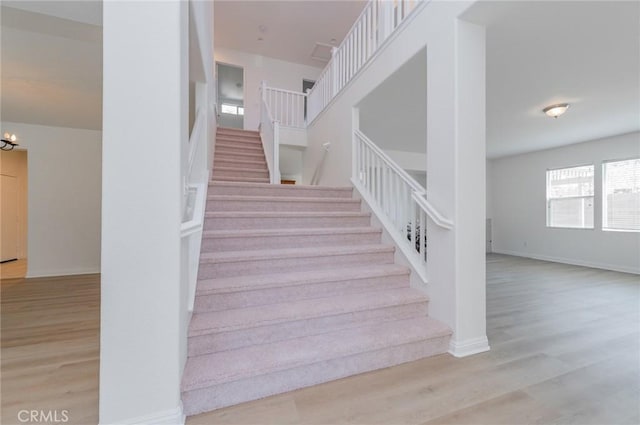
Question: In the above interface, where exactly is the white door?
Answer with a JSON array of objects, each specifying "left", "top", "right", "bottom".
[{"left": 1, "top": 175, "right": 19, "bottom": 262}]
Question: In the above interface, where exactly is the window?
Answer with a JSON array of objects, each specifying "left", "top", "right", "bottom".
[
  {"left": 546, "top": 165, "right": 594, "bottom": 228},
  {"left": 603, "top": 158, "right": 640, "bottom": 231},
  {"left": 221, "top": 104, "right": 242, "bottom": 115}
]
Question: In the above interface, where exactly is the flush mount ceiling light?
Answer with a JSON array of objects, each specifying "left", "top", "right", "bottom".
[{"left": 543, "top": 103, "right": 570, "bottom": 118}]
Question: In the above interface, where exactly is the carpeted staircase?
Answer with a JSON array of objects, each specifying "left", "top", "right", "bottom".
[
  {"left": 181, "top": 127, "right": 452, "bottom": 416},
  {"left": 212, "top": 128, "right": 270, "bottom": 183}
]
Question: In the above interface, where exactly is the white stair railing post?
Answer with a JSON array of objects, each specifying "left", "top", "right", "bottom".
[
  {"left": 273, "top": 121, "right": 280, "bottom": 184},
  {"left": 350, "top": 129, "right": 453, "bottom": 283}
]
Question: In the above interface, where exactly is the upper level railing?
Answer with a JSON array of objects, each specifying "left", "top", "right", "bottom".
[
  {"left": 263, "top": 85, "right": 307, "bottom": 129},
  {"left": 307, "top": 0, "right": 423, "bottom": 124},
  {"left": 352, "top": 129, "right": 452, "bottom": 281}
]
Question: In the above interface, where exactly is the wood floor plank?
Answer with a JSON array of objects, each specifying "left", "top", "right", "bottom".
[
  {"left": 189, "top": 254, "right": 639, "bottom": 424},
  {"left": 0, "top": 274, "right": 100, "bottom": 425},
  {"left": 2, "top": 255, "right": 638, "bottom": 425}
]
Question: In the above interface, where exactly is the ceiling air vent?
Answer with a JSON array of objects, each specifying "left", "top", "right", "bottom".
[{"left": 310, "top": 42, "right": 333, "bottom": 63}]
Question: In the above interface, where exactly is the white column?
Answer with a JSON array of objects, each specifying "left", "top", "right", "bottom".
[
  {"left": 425, "top": 16, "right": 488, "bottom": 358},
  {"left": 452, "top": 19, "right": 488, "bottom": 356},
  {"left": 100, "top": 1, "right": 188, "bottom": 423}
]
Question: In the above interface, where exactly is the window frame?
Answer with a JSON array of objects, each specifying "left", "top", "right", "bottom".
[
  {"left": 602, "top": 157, "right": 640, "bottom": 233},
  {"left": 221, "top": 103, "right": 241, "bottom": 115},
  {"left": 546, "top": 163, "right": 595, "bottom": 230}
]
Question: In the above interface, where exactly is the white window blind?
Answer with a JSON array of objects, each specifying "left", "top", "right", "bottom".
[
  {"left": 546, "top": 165, "right": 594, "bottom": 228},
  {"left": 603, "top": 158, "right": 640, "bottom": 231}
]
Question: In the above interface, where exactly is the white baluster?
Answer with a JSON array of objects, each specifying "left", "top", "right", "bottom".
[{"left": 421, "top": 209, "right": 427, "bottom": 263}]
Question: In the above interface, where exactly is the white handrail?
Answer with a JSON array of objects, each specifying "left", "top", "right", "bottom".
[
  {"left": 306, "top": 0, "right": 426, "bottom": 124},
  {"left": 310, "top": 142, "right": 331, "bottom": 185},
  {"left": 352, "top": 129, "right": 452, "bottom": 280},
  {"left": 187, "top": 108, "right": 204, "bottom": 181},
  {"left": 354, "top": 129, "right": 424, "bottom": 195},
  {"left": 263, "top": 85, "right": 307, "bottom": 129},
  {"left": 181, "top": 107, "right": 208, "bottom": 312},
  {"left": 412, "top": 191, "right": 453, "bottom": 230},
  {"left": 260, "top": 82, "right": 281, "bottom": 184}
]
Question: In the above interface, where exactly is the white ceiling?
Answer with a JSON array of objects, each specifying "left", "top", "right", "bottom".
[
  {"left": 214, "top": 0, "right": 367, "bottom": 68},
  {"left": 463, "top": 1, "right": 640, "bottom": 158},
  {"left": 1, "top": 5, "right": 103, "bottom": 130}
]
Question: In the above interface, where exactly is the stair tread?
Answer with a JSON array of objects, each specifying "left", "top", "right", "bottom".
[
  {"left": 182, "top": 317, "right": 451, "bottom": 391},
  {"left": 190, "top": 287, "right": 426, "bottom": 336},
  {"left": 207, "top": 195, "right": 360, "bottom": 203},
  {"left": 217, "top": 127, "right": 260, "bottom": 135},
  {"left": 211, "top": 177, "right": 270, "bottom": 183},
  {"left": 216, "top": 145, "right": 264, "bottom": 152},
  {"left": 214, "top": 157, "right": 266, "bottom": 164},
  {"left": 209, "top": 181, "right": 352, "bottom": 191},
  {"left": 212, "top": 166, "right": 268, "bottom": 173},
  {"left": 196, "top": 263, "right": 409, "bottom": 295},
  {"left": 216, "top": 149, "right": 264, "bottom": 155},
  {"left": 202, "top": 226, "right": 380, "bottom": 239},
  {"left": 217, "top": 139, "right": 262, "bottom": 146},
  {"left": 205, "top": 211, "right": 370, "bottom": 218},
  {"left": 200, "top": 244, "right": 394, "bottom": 264}
]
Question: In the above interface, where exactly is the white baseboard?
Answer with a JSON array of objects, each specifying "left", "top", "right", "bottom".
[
  {"left": 491, "top": 249, "right": 640, "bottom": 275},
  {"left": 26, "top": 267, "right": 101, "bottom": 278},
  {"left": 448, "top": 336, "right": 490, "bottom": 358},
  {"left": 105, "top": 404, "right": 184, "bottom": 425}
]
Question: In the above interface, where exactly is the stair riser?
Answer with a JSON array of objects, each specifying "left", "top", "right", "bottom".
[
  {"left": 182, "top": 335, "right": 450, "bottom": 415},
  {"left": 198, "top": 251, "right": 394, "bottom": 279},
  {"left": 209, "top": 186, "right": 352, "bottom": 198},
  {"left": 216, "top": 134, "right": 262, "bottom": 146},
  {"left": 213, "top": 152, "right": 267, "bottom": 164},
  {"left": 212, "top": 170, "right": 270, "bottom": 179},
  {"left": 207, "top": 199, "right": 362, "bottom": 212},
  {"left": 204, "top": 215, "right": 371, "bottom": 230},
  {"left": 216, "top": 146, "right": 265, "bottom": 156},
  {"left": 216, "top": 133, "right": 261, "bottom": 142},
  {"left": 194, "top": 273, "right": 409, "bottom": 312},
  {"left": 212, "top": 176, "right": 270, "bottom": 183},
  {"left": 216, "top": 142, "right": 263, "bottom": 152},
  {"left": 189, "top": 302, "right": 427, "bottom": 356},
  {"left": 213, "top": 160, "right": 267, "bottom": 171},
  {"left": 202, "top": 231, "right": 381, "bottom": 252}
]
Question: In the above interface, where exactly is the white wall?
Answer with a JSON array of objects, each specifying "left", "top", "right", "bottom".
[
  {"left": 100, "top": 1, "right": 187, "bottom": 423},
  {"left": 279, "top": 145, "right": 304, "bottom": 182},
  {"left": 214, "top": 47, "right": 322, "bottom": 130},
  {"left": 304, "top": 1, "right": 489, "bottom": 356},
  {"left": 358, "top": 47, "right": 427, "bottom": 154},
  {"left": 0, "top": 121, "right": 101, "bottom": 277},
  {"left": 385, "top": 149, "right": 427, "bottom": 173},
  {"left": 489, "top": 131, "right": 640, "bottom": 274}
]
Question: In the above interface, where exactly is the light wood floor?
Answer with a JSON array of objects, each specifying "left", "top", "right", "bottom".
[
  {"left": 1, "top": 255, "right": 638, "bottom": 425},
  {"left": 188, "top": 255, "right": 640, "bottom": 425},
  {"left": 1, "top": 273, "right": 100, "bottom": 425}
]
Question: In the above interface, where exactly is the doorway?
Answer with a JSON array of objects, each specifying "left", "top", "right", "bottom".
[
  {"left": 0, "top": 150, "right": 28, "bottom": 279},
  {"left": 216, "top": 63, "right": 245, "bottom": 129},
  {"left": 302, "top": 79, "right": 315, "bottom": 120}
]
